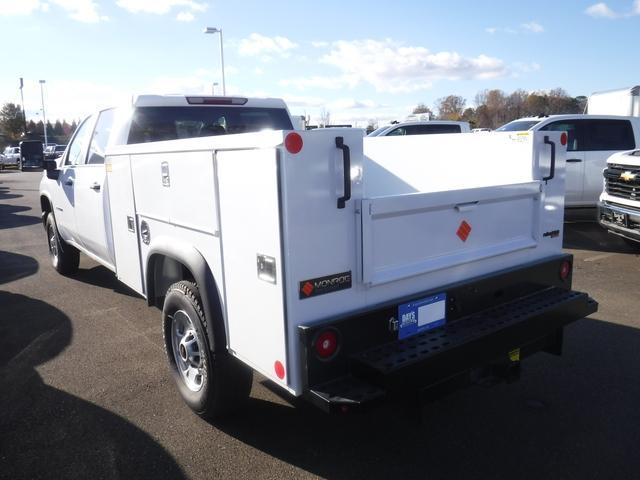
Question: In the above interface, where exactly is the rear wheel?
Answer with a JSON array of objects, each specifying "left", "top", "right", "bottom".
[
  {"left": 162, "top": 281, "right": 253, "bottom": 420},
  {"left": 45, "top": 213, "right": 79, "bottom": 275}
]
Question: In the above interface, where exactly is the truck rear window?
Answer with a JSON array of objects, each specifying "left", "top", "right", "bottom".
[{"left": 127, "top": 106, "right": 294, "bottom": 144}]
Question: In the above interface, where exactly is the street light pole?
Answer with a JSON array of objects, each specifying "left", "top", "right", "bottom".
[
  {"left": 39, "top": 80, "right": 48, "bottom": 147},
  {"left": 203, "top": 27, "right": 226, "bottom": 96},
  {"left": 19, "top": 78, "right": 27, "bottom": 135}
]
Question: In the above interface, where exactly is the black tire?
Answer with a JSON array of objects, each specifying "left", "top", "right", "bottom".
[
  {"left": 45, "top": 213, "right": 80, "bottom": 275},
  {"left": 162, "top": 281, "right": 253, "bottom": 420}
]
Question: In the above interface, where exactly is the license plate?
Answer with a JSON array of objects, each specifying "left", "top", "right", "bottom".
[
  {"left": 398, "top": 293, "right": 447, "bottom": 340},
  {"left": 613, "top": 211, "right": 627, "bottom": 226}
]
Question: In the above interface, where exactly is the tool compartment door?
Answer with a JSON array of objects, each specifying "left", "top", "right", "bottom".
[
  {"left": 360, "top": 182, "right": 542, "bottom": 286},
  {"left": 216, "top": 147, "right": 289, "bottom": 389}
]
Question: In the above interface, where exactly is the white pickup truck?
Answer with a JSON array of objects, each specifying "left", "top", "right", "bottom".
[
  {"left": 40, "top": 94, "right": 597, "bottom": 418},
  {"left": 598, "top": 149, "right": 640, "bottom": 248},
  {"left": 497, "top": 115, "right": 640, "bottom": 213}
]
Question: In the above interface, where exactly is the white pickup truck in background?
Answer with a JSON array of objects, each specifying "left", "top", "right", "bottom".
[
  {"left": 39, "top": 94, "right": 597, "bottom": 419},
  {"left": 497, "top": 114, "right": 640, "bottom": 214},
  {"left": 598, "top": 149, "right": 640, "bottom": 248}
]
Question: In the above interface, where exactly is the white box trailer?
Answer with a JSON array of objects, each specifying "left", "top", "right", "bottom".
[
  {"left": 40, "top": 97, "right": 597, "bottom": 417},
  {"left": 100, "top": 127, "right": 596, "bottom": 414},
  {"left": 588, "top": 86, "right": 640, "bottom": 117}
]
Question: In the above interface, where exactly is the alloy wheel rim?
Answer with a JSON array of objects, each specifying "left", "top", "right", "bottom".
[
  {"left": 170, "top": 309, "right": 205, "bottom": 392},
  {"left": 47, "top": 225, "right": 58, "bottom": 261}
]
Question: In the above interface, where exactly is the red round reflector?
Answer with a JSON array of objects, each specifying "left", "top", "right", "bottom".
[
  {"left": 560, "top": 132, "right": 568, "bottom": 146},
  {"left": 315, "top": 330, "right": 338, "bottom": 359},
  {"left": 559, "top": 260, "right": 571, "bottom": 281},
  {"left": 285, "top": 132, "right": 303, "bottom": 154},
  {"left": 274, "top": 360, "right": 285, "bottom": 379}
]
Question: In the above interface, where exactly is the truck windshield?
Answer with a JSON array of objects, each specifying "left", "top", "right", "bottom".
[
  {"left": 127, "top": 106, "right": 294, "bottom": 144},
  {"left": 496, "top": 120, "right": 540, "bottom": 132}
]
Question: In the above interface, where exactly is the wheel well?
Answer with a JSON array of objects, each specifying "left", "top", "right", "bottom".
[
  {"left": 40, "top": 196, "right": 52, "bottom": 227},
  {"left": 147, "top": 255, "right": 196, "bottom": 308}
]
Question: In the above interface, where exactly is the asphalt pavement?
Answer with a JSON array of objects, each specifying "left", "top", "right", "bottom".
[{"left": 1, "top": 169, "right": 640, "bottom": 480}]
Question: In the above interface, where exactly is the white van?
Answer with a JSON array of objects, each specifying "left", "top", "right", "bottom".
[
  {"left": 497, "top": 115, "right": 640, "bottom": 212},
  {"left": 588, "top": 86, "right": 640, "bottom": 117}
]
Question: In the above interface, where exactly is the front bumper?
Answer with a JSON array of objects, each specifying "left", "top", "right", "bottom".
[
  {"left": 598, "top": 202, "right": 640, "bottom": 243},
  {"left": 300, "top": 257, "right": 598, "bottom": 413}
]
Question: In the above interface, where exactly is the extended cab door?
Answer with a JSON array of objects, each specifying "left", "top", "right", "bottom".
[
  {"left": 539, "top": 120, "right": 585, "bottom": 207},
  {"left": 72, "top": 109, "right": 116, "bottom": 269},
  {"left": 53, "top": 116, "right": 95, "bottom": 243}
]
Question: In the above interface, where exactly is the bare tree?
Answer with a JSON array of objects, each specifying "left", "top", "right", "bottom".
[
  {"left": 319, "top": 109, "right": 331, "bottom": 128},
  {"left": 435, "top": 95, "right": 466, "bottom": 120},
  {"left": 412, "top": 103, "right": 433, "bottom": 118}
]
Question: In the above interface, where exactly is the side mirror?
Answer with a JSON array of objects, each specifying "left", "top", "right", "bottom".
[{"left": 44, "top": 160, "right": 60, "bottom": 180}]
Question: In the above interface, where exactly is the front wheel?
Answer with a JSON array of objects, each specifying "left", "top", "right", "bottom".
[
  {"left": 163, "top": 281, "right": 253, "bottom": 420},
  {"left": 45, "top": 213, "right": 79, "bottom": 275}
]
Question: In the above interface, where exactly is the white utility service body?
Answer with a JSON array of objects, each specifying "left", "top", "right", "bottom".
[
  {"left": 39, "top": 96, "right": 597, "bottom": 416},
  {"left": 104, "top": 128, "right": 593, "bottom": 398}
]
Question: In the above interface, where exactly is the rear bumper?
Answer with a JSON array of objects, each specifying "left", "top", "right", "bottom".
[
  {"left": 300, "top": 258, "right": 597, "bottom": 413},
  {"left": 598, "top": 202, "right": 640, "bottom": 243}
]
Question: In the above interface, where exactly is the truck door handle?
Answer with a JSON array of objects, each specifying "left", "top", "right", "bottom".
[
  {"left": 64, "top": 178, "right": 74, "bottom": 186},
  {"left": 335, "top": 136, "right": 351, "bottom": 209},
  {"left": 89, "top": 182, "right": 101, "bottom": 191},
  {"left": 543, "top": 136, "right": 556, "bottom": 183},
  {"left": 566, "top": 158, "right": 582, "bottom": 163}
]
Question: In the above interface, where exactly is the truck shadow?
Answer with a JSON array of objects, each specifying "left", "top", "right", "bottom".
[
  {"left": 215, "top": 317, "right": 640, "bottom": 480},
  {"left": 0, "top": 291, "right": 185, "bottom": 479},
  {"left": 0, "top": 250, "right": 39, "bottom": 285},
  {"left": 563, "top": 221, "right": 637, "bottom": 254},
  {"left": 72, "top": 264, "right": 142, "bottom": 299},
  {"left": 0, "top": 186, "right": 41, "bottom": 230}
]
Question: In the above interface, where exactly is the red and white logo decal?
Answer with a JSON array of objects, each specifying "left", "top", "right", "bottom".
[{"left": 456, "top": 220, "right": 472, "bottom": 242}]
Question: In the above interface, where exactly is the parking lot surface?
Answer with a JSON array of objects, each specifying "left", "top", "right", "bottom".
[{"left": 2, "top": 169, "right": 640, "bottom": 480}]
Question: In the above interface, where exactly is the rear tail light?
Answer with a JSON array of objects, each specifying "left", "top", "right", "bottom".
[
  {"left": 560, "top": 132, "right": 568, "bottom": 146},
  {"left": 314, "top": 329, "right": 339, "bottom": 360},
  {"left": 186, "top": 96, "right": 248, "bottom": 105},
  {"left": 559, "top": 260, "right": 572, "bottom": 281},
  {"left": 285, "top": 132, "right": 303, "bottom": 154}
]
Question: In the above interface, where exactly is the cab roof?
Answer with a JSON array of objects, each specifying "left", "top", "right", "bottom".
[{"left": 132, "top": 94, "right": 288, "bottom": 109}]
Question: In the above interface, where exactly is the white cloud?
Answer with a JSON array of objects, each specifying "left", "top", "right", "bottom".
[
  {"left": 486, "top": 21, "right": 544, "bottom": 34},
  {"left": 116, "top": 0, "right": 207, "bottom": 15},
  {"left": 176, "top": 11, "right": 194, "bottom": 21},
  {"left": 295, "top": 39, "right": 508, "bottom": 94},
  {"left": 279, "top": 76, "right": 349, "bottom": 90},
  {"left": 521, "top": 21, "right": 544, "bottom": 33},
  {"left": 281, "top": 95, "right": 326, "bottom": 108},
  {"left": 50, "top": 0, "right": 108, "bottom": 22},
  {"left": 585, "top": 2, "right": 619, "bottom": 18},
  {"left": 634, "top": 0, "right": 640, "bottom": 14},
  {"left": 238, "top": 33, "right": 298, "bottom": 59},
  {"left": 0, "top": 0, "right": 47, "bottom": 15},
  {"left": 0, "top": 0, "right": 107, "bottom": 22},
  {"left": 311, "top": 41, "right": 329, "bottom": 48}
]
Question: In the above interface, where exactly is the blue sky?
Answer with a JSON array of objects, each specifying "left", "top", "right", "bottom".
[{"left": 1, "top": 0, "right": 639, "bottom": 126}]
